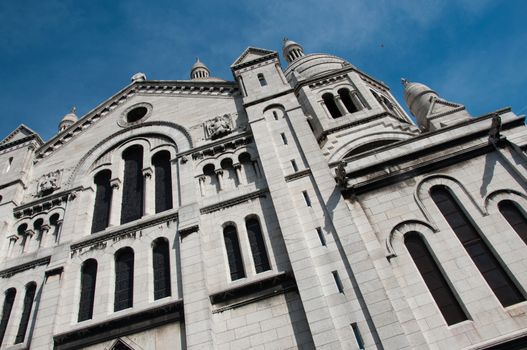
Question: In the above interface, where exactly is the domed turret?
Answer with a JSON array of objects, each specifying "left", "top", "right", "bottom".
[
  {"left": 402, "top": 78, "right": 471, "bottom": 131},
  {"left": 282, "top": 38, "right": 305, "bottom": 64},
  {"left": 190, "top": 58, "right": 210, "bottom": 80},
  {"left": 59, "top": 107, "right": 78, "bottom": 132},
  {"left": 131, "top": 72, "right": 147, "bottom": 82},
  {"left": 402, "top": 79, "right": 438, "bottom": 122}
]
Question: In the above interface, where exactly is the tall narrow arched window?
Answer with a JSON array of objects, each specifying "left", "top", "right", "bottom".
[
  {"left": 114, "top": 247, "right": 134, "bottom": 311},
  {"left": 431, "top": 186, "right": 525, "bottom": 307},
  {"left": 245, "top": 218, "right": 270, "bottom": 273},
  {"left": 78, "top": 259, "right": 98, "bottom": 322},
  {"left": 224, "top": 225, "right": 245, "bottom": 281},
  {"left": 92, "top": 169, "right": 112, "bottom": 233},
  {"left": 121, "top": 145, "right": 144, "bottom": 224},
  {"left": 257, "top": 73, "right": 267, "bottom": 87},
  {"left": 322, "top": 93, "right": 342, "bottom": 119},
  {"left": 0, "top": 288, "right": 16, "bottom": 345},
  {"left": 152, "top": 238, "right": 171, "bottom": 300},
  {"left": 498, "top": 200, "right": 527, "bottom": 245},
  {"left": 405, "top": 232, "right": 467, "bottom": 325},
  {"left": 15, "top": 282, "right": 36, "bottom": 344},
  {"left": 338, "top": 88, "right": 359, "bottom": 114},
  {"left": 152, "top": 151, "right": 173, "bottom": 213}
]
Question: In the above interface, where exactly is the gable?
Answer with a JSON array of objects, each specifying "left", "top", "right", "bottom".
[
  {"left": 231, "top": 47, "right": 277, "bottom": 67},
  {"left": 426, "top": 98, "right": 466, "bottom": 119},
  {"left": 0, "top": 124, "right": 43, "bottom": 146}
]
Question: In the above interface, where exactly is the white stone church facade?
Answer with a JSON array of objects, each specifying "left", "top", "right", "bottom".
[{"left": 0, "top": 39, "right": 527, "bottom": 349}]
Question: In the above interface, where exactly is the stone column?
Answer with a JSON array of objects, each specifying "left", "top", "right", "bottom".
[
  {"left": 215, "top": 169, "right": 224, "bottom": 191},
  {"left": 197, "top": 175, "right": 206, "bottom": 197},
  {"left": 351, "top": 91, "right": 365, "bottom": 110},
  {"left": 26, "top": 229, "right": 40, "bottom": 252},
  {"left": 320, "top": 101, "right": 333, "bottom": 119},
  {"left": 143, "top": 167, "right": 154, "bottom": 216},
  {"left": 53, "top": 219, "right": 63, "bottom": 243},
  {"left": 40, "top": 224, "right": 51, "bottom": 248},
  {"left": 233, "top": 163, "right": 244, "bottom": 185},
  {"left": 334, "top": 95, "right": 348, "bottom": 115},
  {"left": 109, "top": 178, "right": 122, "bottom": 227},
  {"left": 7, "top": 234, "right": 18, "bottom": 257},
  {"left": 22, "top": 229, "right": 34, "bottom": 253},
  {"left": 252, "top": 160, "right": 261, "bottom": 178}
]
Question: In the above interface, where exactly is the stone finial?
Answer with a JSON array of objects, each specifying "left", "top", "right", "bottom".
[
  {"left": 131, "top": 72, "right": 147, "bottom": 82},
  {"left": 191, "top": 58, "right": 210, "bottom": 80},
  {"left": 282, "top": 37, "right": 304, "bottom": 64},
  {"left": 401, "top": 78, "right": 409, "bottom": 87}
]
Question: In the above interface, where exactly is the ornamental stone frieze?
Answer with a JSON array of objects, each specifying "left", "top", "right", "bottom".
[
  {"left": 37, "top": 169, "right": 62, "bottom": 196},
  {"left": 204, "top": 114, "right": 233, "bottom": 140}
]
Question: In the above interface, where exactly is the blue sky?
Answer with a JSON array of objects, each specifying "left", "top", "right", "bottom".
[{"left": 1, "top": 1, "right": 526, "bottom": 141}]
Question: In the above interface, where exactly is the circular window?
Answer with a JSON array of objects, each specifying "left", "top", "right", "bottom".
[
  {"left": 126, "top": 107, "right": 148, "bottom": 123},
  {"left": 119, "top": 102, "right": 152, "bottom": 127}
]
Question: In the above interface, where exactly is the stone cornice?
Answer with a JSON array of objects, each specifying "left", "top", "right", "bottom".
[
  {"left": 0, "top": 256, "right": 51, "bottom": 278},
  {"left": 70, "top": 210, "right": 179, "bottom": 256},
  {"left": 231, "top": 47, "right": 278, "bottom": 70},
  {"left": 54, "top": 299, "right": 183, "bottom": 350},
  {"left": 210, "top": 272, "right": 296, "bottom": 312},
  {"left": 285, "top": 169, "right": 311, "bottom": 182},
  {"left": 35, "top": 80, "right": 238, "bottom": 163},
  {"left": 317, "top": 111, "right": 410, "bottom": 143},
  {"left": 14, "top": 186, "right": 82, "bottom": 218},
  {"left": 292, "top": 64, "right": 390, "bottom": 93},
  {"left": 177, "top": 131, "right": 253, "bottom": 160},
  {"left": 200, "top": 189, "right": 268, "bottom": 214}
]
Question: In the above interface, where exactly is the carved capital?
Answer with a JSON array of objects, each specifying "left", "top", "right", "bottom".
[
  {"left": 233, "top": 163, "right": 242, "bottom": 170},
  {"left": 110, "top": 178, "right": 121, "bottom": 190},
  {"left": 142, "top": 167, "right": 153, "bottom": 179},
  {"left": 24, "top": 229, "right": 35, "bottom": 237},
  {"left": 198, "top": 175, "right": 206, "bottom": 183},
  {"left": 7, "top": 234, "right": 18, "bottom": 242},
  {"left": 40, "top": 224, "right": 51, "bottom": 233},
  {"left": 215, "top": 169, "right": 224, "bottom": 176},
  {"left": 180, "top": 156, "right": 188, "bottom": 164}
]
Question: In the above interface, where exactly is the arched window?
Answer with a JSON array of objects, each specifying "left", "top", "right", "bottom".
[
  {"left": 405, "top": 232, "right": 467, "bottom": 325},
  {"left": 15, "top": 282, "right": 36, "bottom": 344},
  {"left": 152, "top": 151, "right": 173, "bottom": 213},
  {"left": 223, "top": 225, "right": 245, "bottom": 281},
  {"left": 431, "top": 186, "right": 525, "bottom": 307},
  {"left": 498, "top": 200, "right": 527, "bottom": 245},
  {"left": 92, "top": 169, "right": 112, "bottom": 233},
  {"left": 78, "top": 259, "right": 97, "bottom": 322},
  {"left": 338, "top": 88, "right": 359, "bottom": 114},
  {"left": 322, "top": 93, "right": 342, "bottom": 119},
  {"left": 121, "top": 145, "right": 144, "bottom": 224},
  {"left": 33, "top": 218, "right": 43, "bottom": 246},
  {"left": 18, "top": 224, "right": 28, "bottom": 252},
  {"left": 245, "top": 218, "right": 270, "bottom": 273},
  {"left": 152, "top": 238, "right": 171, "bottom": 300},
  {"left": 257, "top": 73, "right": 267, "bottom": 87},
  {"left": 0, "top": 288, "right": 16, "bottom": 345},
  {"left": 114, "top": 247, "right": 134, "bottom": 311}
]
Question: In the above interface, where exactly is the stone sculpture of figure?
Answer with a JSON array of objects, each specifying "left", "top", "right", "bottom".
[
  {"left": 38, "top": 171, "right": 61, "bottom": 196},
  {"left": 207, "top": 114, "right": 232, "bottom": 139}
]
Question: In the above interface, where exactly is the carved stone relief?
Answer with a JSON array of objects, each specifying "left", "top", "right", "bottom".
[
  {"left": 205, "top": 114, "right": 233, "bottom": 140},
  {"left": 38, "top": 170, "right": 62, "bottom": 196}
]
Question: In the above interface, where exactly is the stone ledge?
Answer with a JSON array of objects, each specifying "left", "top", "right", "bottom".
[
  {"left": 53, "top": 300, "right": 183, "bottom": 350},
  {"left": 200, "top": 189, "right": 268, "bottom": 214},
  {"left": 0, "top": 256, "right": 51, "bottom": 278},
  {"left": 210, "top": 272, "right": 296, "bottom": 313}
]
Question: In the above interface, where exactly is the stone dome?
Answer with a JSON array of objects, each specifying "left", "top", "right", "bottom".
[
  {"left": 284, "top": 53, "right": 352, "bottom": 81},
  {"left": 402, "top": 79, "right": 438, "bottom": 122},
  {"left": 59, "top": 107, "right": 78, "bottom": 131}
]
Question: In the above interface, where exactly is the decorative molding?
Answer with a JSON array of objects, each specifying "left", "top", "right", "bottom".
[
  {"left": 308, "top": 74, "right": 347, "bottom": 89},
  {"left": 53, "top": 300, "right": 183, "bottom": 350},
  {"left": 178, "top": 224, "right": 199, "bottom": 238},
  {"left": 70, "top": 211, "right": 178, "bottom": 256},
  {"left": 14, "top": 186, "right": 82, "bottom": 219},
  {"left": 35, "top": 80, "right": 235, "bottom": 163},
  {"left": 118, "top": 102, "right": 153, "bottom": 128},
  {"left": 210, "top": 272, "right": 296, "bottom": 312},
  {"left": 184, "top": 132, "right": 253, "bottom": 161},
  {"left": 0, "top": 256, "right": 51, "bottom": 278},
  {"left": 285, "top": 169, "right": 311, "bottom": 182},
  {"left": 45, "top": 266, "right": 64, "bottom": 277},
  {"left": 65, "top": 121, "right": 193, "bottom": 187},
  {"left": 200, "top": 189, "right": 268, "bottom": 214}
]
